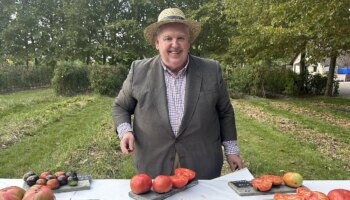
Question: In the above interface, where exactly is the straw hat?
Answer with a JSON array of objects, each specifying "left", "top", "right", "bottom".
[{"left": 144, "top": 8, "right": 201, "bottom": 44}]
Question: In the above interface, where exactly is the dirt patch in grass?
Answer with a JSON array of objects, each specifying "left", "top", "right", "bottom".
[
  {"left": 234, "top": 101, "right": 350, "bottom": 172},
  {"left": 0, "top": 120, "right": 36, "bottom": 148},
  {"left": 270, "top": 101, "right": 350, "bottom": 129},
  {"left": 311, "top": 101, "right": 350, "bottom": 113}
]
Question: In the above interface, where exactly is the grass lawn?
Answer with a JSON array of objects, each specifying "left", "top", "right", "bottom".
[{"left": 0, "top": 89, "right": 349, "bottom": 180}]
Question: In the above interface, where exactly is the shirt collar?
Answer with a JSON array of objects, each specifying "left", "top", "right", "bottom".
[{"left": 161, "top": 55, "right": 189, "bottom": 76}]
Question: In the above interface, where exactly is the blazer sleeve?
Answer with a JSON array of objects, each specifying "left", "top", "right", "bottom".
[
  {"left": 112, "top": 62, "right": 137, "bottom": 131},
  {"left": 215, "top": 62, "right": 238, "bottom": 141}
]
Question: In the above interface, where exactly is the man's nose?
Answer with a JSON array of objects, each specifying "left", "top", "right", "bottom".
[{"left": 171, "top": 39, "right": 179, "bottom": 47}]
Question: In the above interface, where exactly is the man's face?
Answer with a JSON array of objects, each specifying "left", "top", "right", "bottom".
[{"left": 155, "top": 23, "right": 190, "bottom": 74}]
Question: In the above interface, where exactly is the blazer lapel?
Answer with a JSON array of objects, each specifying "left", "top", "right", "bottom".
[
  {"left": 148, "top": 56, "right": 174, "bottom": 136},
  {"left": 177, "top": 56, "right": 202, "bottom": 137}
]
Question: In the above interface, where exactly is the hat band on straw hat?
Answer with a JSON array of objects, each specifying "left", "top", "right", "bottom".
[{"left": 162, "top": 16, "right": 185, "bottom": 21}]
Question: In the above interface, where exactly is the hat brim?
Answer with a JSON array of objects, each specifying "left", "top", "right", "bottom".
[{"left": 144, "top": 20, "right": 201, "bottom": 45}]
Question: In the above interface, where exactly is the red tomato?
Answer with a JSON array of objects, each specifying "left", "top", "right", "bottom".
[
  {"left": 54, "top": 171, "right": 66, "bottom": 177},
  {"left": 130, "top": 174, "right": 152, "bottom": 194},
  {"left": 314, "top": 191, "right": 329, "bottom": 200},
  {"left": 296, "top": 187, "right": 329, "bottom": 200},
  {"left": 174, "top": 168, "right": 196, "bottom": 181},
  {"left": 260, "top": 174, "right": 284, "bottom": 186},
  {"left": 22, "top": 185, "right": 55, "bottom": 200},
  {"left": 251, "top": 178, "right": 272, "bottom": 192},
  {"left": 274, "top": 193, "right": 305, "bottom": 200},
  {"left": 152, "top": 175, "right": 172, "bottom": 193},
  {"left": 39, "top": 171, "right": 52, "bottom": 179},
  {"left": 0, "top": 186, "right": 26, "bottom": 200},
  {"left": 46, "top": 179, "right": 60, "bottom": 190},
  {"left": 327, "top": 189, "right": 350, "bottom": 200},
  {"left": 297, "top": 187, "right": 315, "bottom": 198},
  {"left": 169, "top": 175, "right": 188, "bottom": 188}
]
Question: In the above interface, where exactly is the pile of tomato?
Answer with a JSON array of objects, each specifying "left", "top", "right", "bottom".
[
  {"left": 250, "top": 173, "right": 350, "bottom": 200},
  {"left": 130, "top": 167, "right": 196, "bottom": 194},
  {"left": 274, "top": 188, "right": 350, "bottom": 200}
]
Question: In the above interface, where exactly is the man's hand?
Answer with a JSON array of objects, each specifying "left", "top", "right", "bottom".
[
  {"left": 226, "top": 154, "right": 244, "bottom": 171},
  {"left": 120, "top": 132, "right": 134, "bottom": 154}
]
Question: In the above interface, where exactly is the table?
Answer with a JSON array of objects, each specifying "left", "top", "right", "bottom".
[{"left": 1, "top": 168, "right": 349, "bottom": 200}]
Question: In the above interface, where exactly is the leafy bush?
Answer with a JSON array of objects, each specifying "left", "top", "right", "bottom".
[
  {"left": 224, "top": 64, "right": 300, "bottom": 98},
  {"left": 306, "top": 74, "right": 327, "bottom": 95},
  {"left": 0, "top": 64, "right": 53, "bottom": 93},
  {"left": 283, "top": 71, "right": 300, "bottom": 96},
  {"left": 51, "top": 61, "right": 90, "bottom": 96},
  {"left": 89, "top": 64, "right": 128, "bottom": 96},
  {"left": 333, "top": 80, "right": 339, "bottom": 96},
  {"left": 265, "top": 67, "right": 300, "bottom": 97},
  {"left": 222, "top": 65, "right": 251, "bottom": 97}
]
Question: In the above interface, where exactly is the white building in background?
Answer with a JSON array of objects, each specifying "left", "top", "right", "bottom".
[{"left": 288, "top": 53, "right": 350, "bottom": 82}]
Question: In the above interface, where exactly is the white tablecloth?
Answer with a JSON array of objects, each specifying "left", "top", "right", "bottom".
[{"left": 1, "top": 168, "right": 349, "bottom": 200}]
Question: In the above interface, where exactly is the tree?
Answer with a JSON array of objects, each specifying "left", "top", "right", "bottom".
[
  {"left": 303, "top": 0, "right": 350, "bottom": 96},
  {"left": 189, "top": 1, "right": 231, "bottom": 61},
  {"left": 224, "top": 0, "right": 350, "bottom": 96},
  {"left": 1, "top": 0, "right": 41, "bottom": 66},
  {"left": 0, "top": 0, "right": 16, "bottom": 62}
]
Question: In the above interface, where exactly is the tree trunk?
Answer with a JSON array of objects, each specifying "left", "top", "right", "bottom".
[
  {"left": 86, "top": 53, "right": 90, "bottom": 65},
  {"left": 299, "top": 52, "right": 307, "bottom": 94},
  {"left": 324, "top": 55, "right": 337, "bottom": 97},
  {"left": 103, "top": 54, "right": 106, "bottom": 65}
]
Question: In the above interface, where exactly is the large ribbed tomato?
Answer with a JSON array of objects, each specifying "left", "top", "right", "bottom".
[
  {"left": 174, "top": 168, "right": 196, "bottom": 181},
  {"left": 297, "top": 187, "right": 315, "bottom": 198},
  {"left": 152, "top": 175, "right": 172, "bottom": 193},
  {"left": 0, "top": 186, "right": 26, "bottom": 200},
  {"left": 169, "top": 175, "right": 188, "bottom": 188},
  {"left": 327, "top": 189, "right": 350, "bottom": 200},
  {"left": 22, "top": 185, "right": 55, "bottom": 200},
  {"left": 259, "top": 174, "right": 283, "bottom": 186},
  {"left": 314, "top": 191, "right": 329, "bottom": 200},
  {"left": 251, "top": 178, "right": 272, "bottom": 192},
  {"left": 296, "top": 187, "right": 325, "bottom": 200},
  {"left": 130, "top": 174, "right": 152, "bottom": 194},
  {"left": 274, "top": 193, "right": 305, "bottom": 200}
]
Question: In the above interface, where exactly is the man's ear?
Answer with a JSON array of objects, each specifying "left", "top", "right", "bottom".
[{"left": 155, "top": 40, "right": 159, "bottom": 50}]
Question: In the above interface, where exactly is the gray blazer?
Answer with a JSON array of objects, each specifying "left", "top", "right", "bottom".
[{"left": 112, "top": 55, "right": 237, "bottom": 179}]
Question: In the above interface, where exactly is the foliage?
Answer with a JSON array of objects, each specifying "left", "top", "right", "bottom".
[
  {"left": 51, "top": 61, "right": 90, "bottom": 96},
  {"left": 224, "top": 0, "right": 350, "bottom": 96},
  {"left": 89, "top": 64, "right": 128, "bottom": 96},
  {"left": 189, "top": 1, "right": 231, "bottom": 58},
  {"left": 333, "top": 80, "right": 339, "bottom": 96},
  {"left": 0, "top": 0, "right": 349, "bottom": 97},
  {"left": 224, "top": 64, "right": 300, "bottom": 98},
  {"left": 0, "top": 64, "right": 53, "bottom": 93},
  {"left": 303, "top": 74, "right": 340, "bottom": 96},
  {"left": 306, "top": 74, "right": 328, "bottom": 95}
]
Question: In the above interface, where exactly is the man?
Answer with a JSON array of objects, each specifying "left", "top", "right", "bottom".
[{"left": 112, "top": 8, "right": 243, "bottom": 179}]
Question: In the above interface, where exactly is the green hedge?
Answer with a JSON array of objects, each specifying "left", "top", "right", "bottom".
[
  {"left": 223, "top": 64, "right": 300, "bottom": 97},
  {"left": 0, "top": 64, "right": 54, "bottom": 93},
  {"left": 51, "top": 61, "right": 90, "bottom": 96},
  {"left": 223, "top": 63, "right": 339, "bottom": 97},
  {"left": 51, "top": 61, "right": 128, "bottom": 97},
  {"left": 89, "top": 64, "right": 128, "bottom": 97}
]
